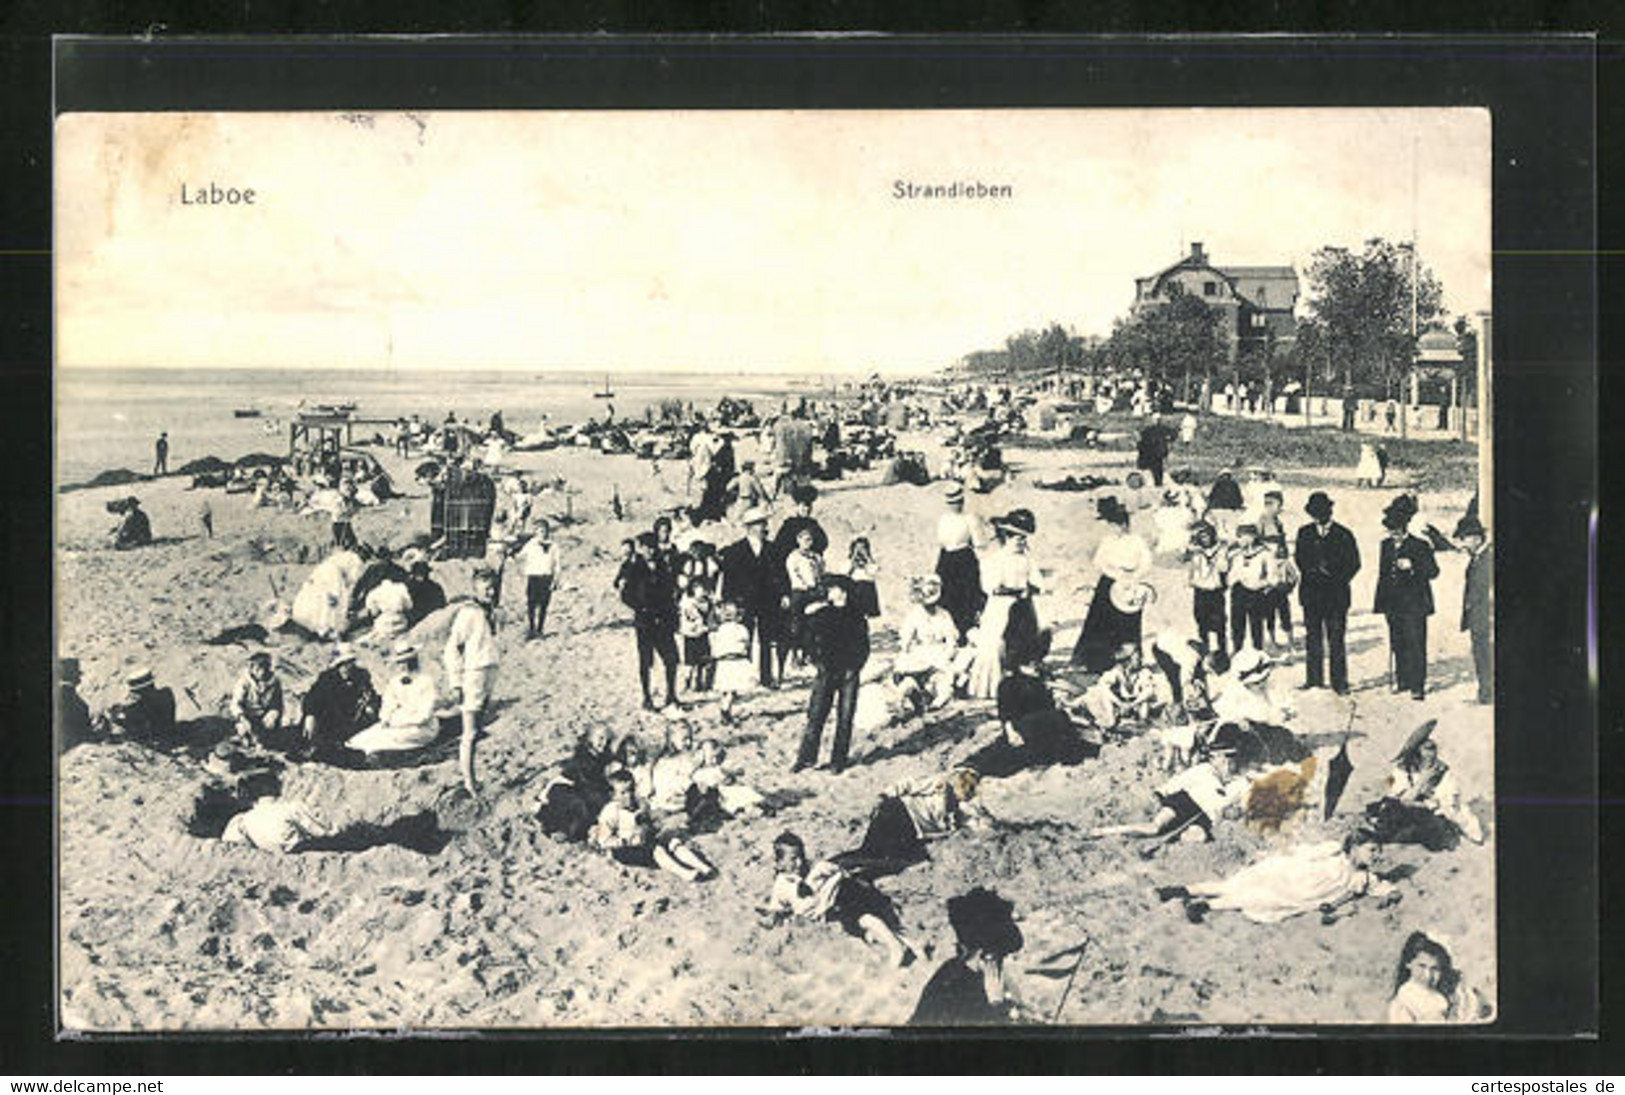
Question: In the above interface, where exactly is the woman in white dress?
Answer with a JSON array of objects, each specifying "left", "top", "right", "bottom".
[
  {"left": 1071, "top": 496, "right": 1154, "bottom": 673},
  {"left": 965, "top": 509, "right": 1041, "bottom": 699},
  {"left": 347, "top": 641, "right": 443, "bottom": 754}
]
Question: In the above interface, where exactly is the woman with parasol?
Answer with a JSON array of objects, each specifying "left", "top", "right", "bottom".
[{"left": 1360, "top": 719, "right": 1484, "bottom": 850}]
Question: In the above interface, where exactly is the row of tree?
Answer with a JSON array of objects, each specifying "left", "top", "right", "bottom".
[{"left": 958, "top": 237, "right": 1479, "bottom": 431}]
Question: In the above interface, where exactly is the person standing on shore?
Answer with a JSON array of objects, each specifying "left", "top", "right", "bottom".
[
  {"left": 622, "top": 532, "right": 681, "bottom": 711},
  {"left": 446, "top": 567, "right": 502, "bottom": 794},
  {"left": 1072, "top": 497, "right": 1151, "bottom": 673},
  {"left": 935, "top": 483, "right": 985, "bottom": 642},
  {"left": 794, "top": 575, "right": 870, "bottom": 774},
  {"left": 719, "top": 507, "right": 780, "bottom": 688},
  {"left": 1294, "top": 491, "right": 1359, "bottom": 694},
  {"left": 1456, "top": 515, "right": 1493, "bottom": 705},
  {"left": 518, "top": 521, "right": 558, "bottom": 640},
  {"left": 1136, "top": 417, "right": 1174, "bottom": 487},
  {"left": 1375, "top": 495, "right": 1439, "bottom": 701},
  {"left": 153, "top": 432, "right": 169, "bottom": 476}
]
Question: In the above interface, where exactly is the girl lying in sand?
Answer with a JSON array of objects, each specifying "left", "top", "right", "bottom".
[
  {"left": 588, "top": 769, "right": 716, "bottom": 883},
  {"left": 1156, "top": 834, "right": 1400, "bottom": 925},
  {"left": 758, "top": 831, "right": 916, "bottom": 968}
]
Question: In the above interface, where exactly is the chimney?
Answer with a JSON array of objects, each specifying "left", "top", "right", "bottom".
[{"left": 1190, "top": 241, "right": 1207, "bottom": 264}]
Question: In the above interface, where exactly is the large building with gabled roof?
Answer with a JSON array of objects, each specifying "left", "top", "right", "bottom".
[{"left": 1131, "top": 242, "right": 1300, "bottom": 361}]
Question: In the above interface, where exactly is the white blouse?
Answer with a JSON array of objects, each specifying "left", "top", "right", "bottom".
[
  {"left": 937, "top": 511, "right": 976, "bottom": 551},
  {"left": 1094, "top": 531, "right": 1152, "bottom": 584}
]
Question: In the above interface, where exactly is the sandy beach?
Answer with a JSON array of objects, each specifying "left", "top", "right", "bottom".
[{"left": 55, "top": 413, "right": 1493, "bottom": 1031}]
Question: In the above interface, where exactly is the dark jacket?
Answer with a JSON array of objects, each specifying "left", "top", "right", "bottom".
[
  {"left": 805, "top": 602, "right": 870, "bottom": 673},
  {"left": 301, "top": 666, "right": 380, "bottom": 749},
  {"left": 406, "top": 575, "right": 446, "bottom": 625},
  {"left": 1206, "top": 476, "right": 1243, "bottom": 511},
  {"left": 1294, "top": 521, "right": 1361, "bottom": 612},
  {"left": 621, "top": 557, "right": 676, "bottom": 628},
  {"left": 1136, "top": 425, "right": 1173, "bottom": 470},
  {"left": 1374, "top": 533, "right": 1439, "bottom": 616},
  {"left": 1461, "top": 543, "right": 1492, "bottom": 632},
  {"left": 100, "top": 688, "right": 177, "bottom": 742},
  {"left": 718, "top": 536, "right": 778, "bottom": 612}
]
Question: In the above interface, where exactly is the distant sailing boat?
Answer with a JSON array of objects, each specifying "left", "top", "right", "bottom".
[{"left": 594, "top": 374, "right": 615, "bottom": 399}]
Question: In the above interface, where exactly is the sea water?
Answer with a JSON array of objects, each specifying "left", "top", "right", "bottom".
[{"left": 55, "top": 366, "right": 831, "bottom": 486}]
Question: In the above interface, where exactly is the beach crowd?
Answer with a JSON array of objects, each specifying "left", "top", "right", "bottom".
[{"left": 62, "top": 377, "right": 1495, "bottom": 1026}]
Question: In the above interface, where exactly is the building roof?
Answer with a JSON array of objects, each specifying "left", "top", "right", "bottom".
[{"left": 1216, "top": 265, "right": 1297, "bottom": 280}]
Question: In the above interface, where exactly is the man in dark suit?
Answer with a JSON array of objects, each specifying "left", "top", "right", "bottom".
[
  {"left": 719, "top": 507, "right": 781, "bottom": 688},
  {"left": 1456, "top": 515, "right": 1493, "bottom": 705},
  {"left": 1294, "top": 491, "right": 1361, "bottom": 694},
  {"left": 795, "top": 575, "right": 870, "bottom": 774},
  {"left": 1374, "top": 495, "right": 1440, "bottom": 700}
]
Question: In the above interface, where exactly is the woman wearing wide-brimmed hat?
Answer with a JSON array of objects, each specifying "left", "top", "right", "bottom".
[
  {"left": 934, "top": 481, "right": 986, "bottom": 641},
  {"left": 965, "top": 508, "right": 1041, "bottom": 699},
  {"left": 1374, "top": 493, "right": 1440, "bottom": 701},
  {"left": 1071, "top": 496, "right": 1153, "bottom": 673},
  {"left": 1359, "top": 719, "right": 1484, "bottom": 850}
]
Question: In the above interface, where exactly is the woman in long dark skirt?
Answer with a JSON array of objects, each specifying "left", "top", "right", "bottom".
[
  {"left": 1072, "top": 496, "right": 1154, "bottom": 673},
  {"left": 934, "top": 482, "right": 985, "bottom": 640},
  {"left": 695, "top": 433, "right": 737, "bottom": 523}
]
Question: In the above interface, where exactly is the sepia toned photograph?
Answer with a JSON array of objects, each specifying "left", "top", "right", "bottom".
[{"left": 54, "top": 107, "right": 1495, "bottom": 1031}]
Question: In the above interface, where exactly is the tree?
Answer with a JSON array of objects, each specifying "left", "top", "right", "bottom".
[{"left": 1305, "top": 238, "right": 1444, "bottom": 430}]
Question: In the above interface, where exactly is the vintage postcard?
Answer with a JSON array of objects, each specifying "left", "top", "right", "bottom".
[{"left": 54, "top": 108, "right": 1494, "bottom": 1031}]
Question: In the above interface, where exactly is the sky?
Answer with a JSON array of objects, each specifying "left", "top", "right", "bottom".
[{"left": 56, "top": 108, "right": 1491, "bottom": 375}]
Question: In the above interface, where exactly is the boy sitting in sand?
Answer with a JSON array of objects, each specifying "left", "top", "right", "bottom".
[
  {"left": 588, "top": 769, "right": 717, "bottom": 882},
  {"left": 758, "top": 831, "right": 916, "bottom": 967},
  {"left": 1080, "top": 642, "right": 1163, "bottom": 734},
  {"left": 230, "top": 652, "right": 288, "bottom": 751}
]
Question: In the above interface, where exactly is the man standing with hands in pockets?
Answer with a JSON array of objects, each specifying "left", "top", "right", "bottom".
[{"left": 1294, "top": 491, "right": 1360, "bottom": 695}]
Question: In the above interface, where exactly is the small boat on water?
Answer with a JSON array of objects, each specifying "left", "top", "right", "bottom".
[
  {"left": 233, "top": 408, "right": 262, "bottom": 418},
  {"left": 309, "top": 401, "right": 358, "bottom": 416},
  {"left": 593, "top": 375, "right": 614, "bottom": 400}
]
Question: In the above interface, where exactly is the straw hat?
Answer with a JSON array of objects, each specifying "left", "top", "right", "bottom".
[
  {"left": 125, "top": 666, "right": 155, "bottom": 690},
  {"left": 329, "top": 643, "right": 358, "bottom": 667},
  {"left": 943, "top": 482, "right": 965, "bottom": 504},
  {"left": 388, "top": 641, "right": 419, "bottom": 666},
  {"left": 740, "top": 506, "right": 770, "bottom": 527}
]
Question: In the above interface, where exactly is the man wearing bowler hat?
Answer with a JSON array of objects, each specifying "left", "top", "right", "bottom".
[{"left": 1293, "top": 490, "right": 1361, "bottom": 694}]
